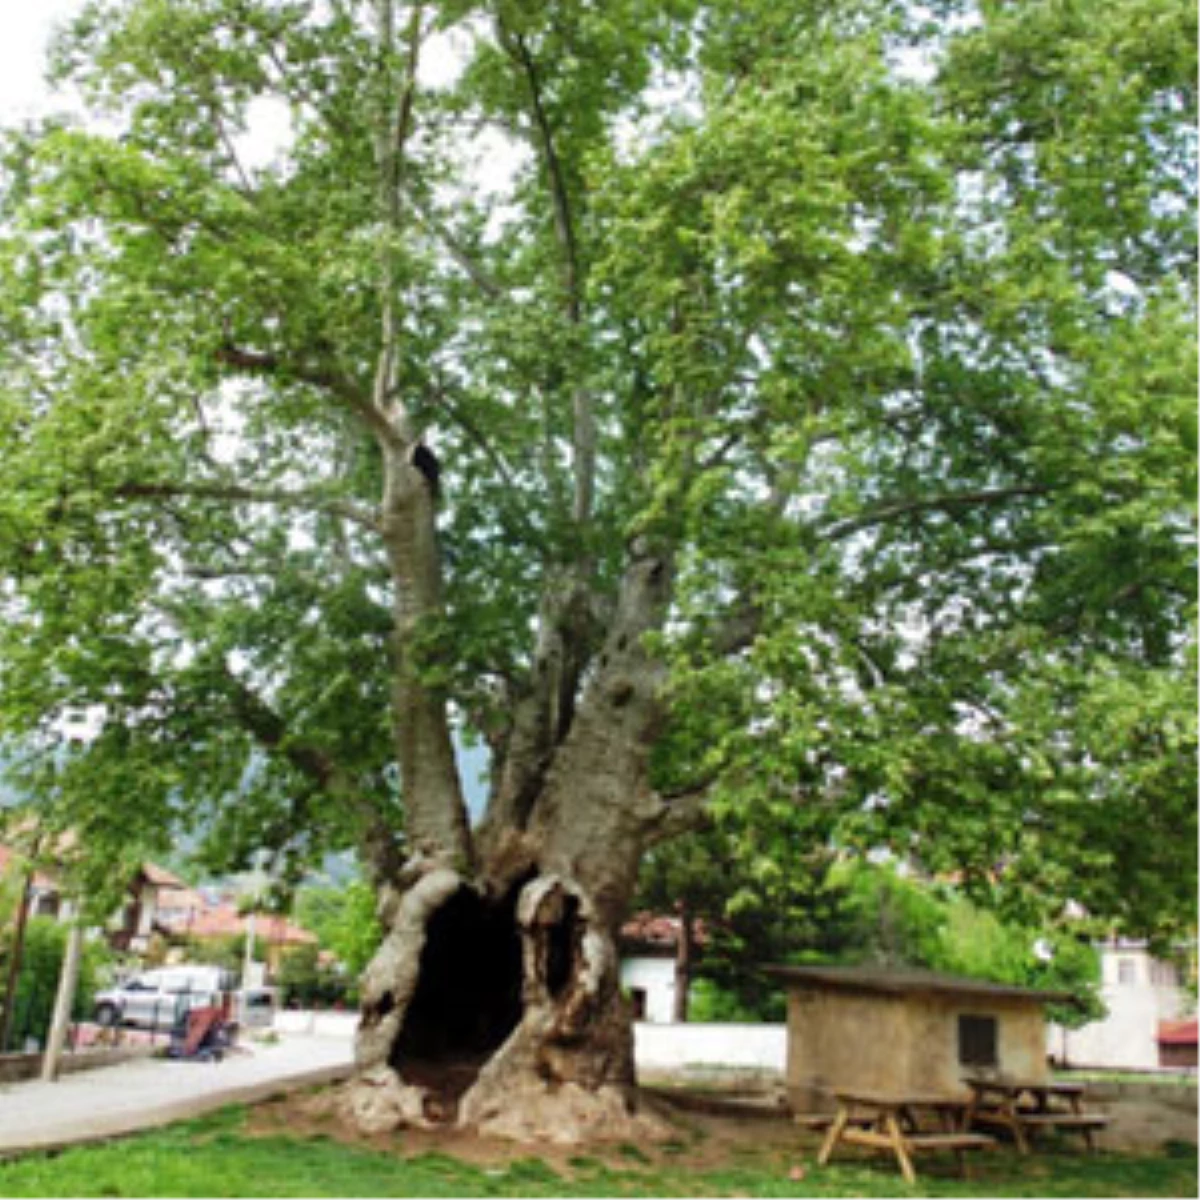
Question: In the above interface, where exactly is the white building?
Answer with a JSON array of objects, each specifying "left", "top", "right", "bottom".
[
  {"left": 619, "top": 912, "right": 697, "bottom": 1025},
  {"left": 620, "top": 952, "right": 679, "bottom": 1025},
  {"left": 1049, "top": 941, "right": 1194, "bottom": 1071}
]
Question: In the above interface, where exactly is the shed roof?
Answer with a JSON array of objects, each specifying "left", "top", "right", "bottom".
[{"left": 766, "top": 964, "right": 1073, "bottom": 1004}]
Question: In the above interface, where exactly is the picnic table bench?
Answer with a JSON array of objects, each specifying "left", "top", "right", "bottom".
[
  {"left": 963, "top": 1075, "right": 1109, "bottom": 1154},
  {"left": 816, "top": 1088, "right": 995, "bottom": 1184}
]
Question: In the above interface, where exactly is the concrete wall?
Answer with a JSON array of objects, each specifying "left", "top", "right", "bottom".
[
  {"left": 784, "top": 987, "right": 1048, "bottom": 1112},
  {"left": 633, "top": 1021, "right": 786, "bottom": 1075},
  {"left": 275, "top": 1009, "right": 360, "bottom": 1038},
  {"left": 1082, "top": 1077, "right": 1198, "bottom": 1150},
  {"left": 0, "top": 1044, "right": 154, "bottom": 1085}
]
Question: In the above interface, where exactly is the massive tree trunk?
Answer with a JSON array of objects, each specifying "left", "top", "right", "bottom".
[{"left": 345, "top": 516, "right": 679, "bottom": 1142}]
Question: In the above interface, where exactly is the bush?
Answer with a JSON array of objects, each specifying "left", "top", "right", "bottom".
[
  {"left": 0, "top": 918, "right": 110, "bottom": 1051},
  {"left": 276, "top": 944, "right": 352, "bottom": 1008}
]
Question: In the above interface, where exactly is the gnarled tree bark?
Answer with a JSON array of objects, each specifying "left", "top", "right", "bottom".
[{"left": 344, "top": 536, "right": 684, "bottom": 1142}]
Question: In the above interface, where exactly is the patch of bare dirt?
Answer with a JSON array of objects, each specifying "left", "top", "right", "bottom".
[{"left": 243, "top": 1082, "right": 822, "bottom": 1174}]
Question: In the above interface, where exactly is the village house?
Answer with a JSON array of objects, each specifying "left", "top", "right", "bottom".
[
  {"left": 0, "top": 845, "right": 317, "bottom": 980},
  {"left": 618, "top": 911, "right": 705, "bottom": 1024},
  {"left": 1048, "top": 940, "right": 1195, "bottom": 1072},
  {"left": 108, "top": 862, "right": 190, "bottom": 954},
  {"left": 180, "top": 903, "right": 319, "bottom": 978}
]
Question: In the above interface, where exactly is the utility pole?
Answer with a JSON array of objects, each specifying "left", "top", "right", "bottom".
[{"left": 242, "top": 906, "right": 258, "bottom": 990}]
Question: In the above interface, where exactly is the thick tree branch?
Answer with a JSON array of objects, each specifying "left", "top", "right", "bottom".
[
  {"left": 822, "top": 483, "right": 1053, "bottom": 542},
  {"left": 399, "top": 178, "right": 508, "bottom": 301},
  {"left": 642, "top": 786, "right": 713, "bottom": 847},
  {"left": 709, "top": 602, "right": 764, "bottom": 658},
  {"left": 114, "top": 478, "right": 379, "bottom": 531},
  {"left": 500, "top": 21, "right": 595, "bottom": 526},
  {"left": 215, "top": 342, "right": 401, "bottom": 450},
  {"left": 370, "top": 1, "right": 424, "bottom": 430},
  {"left": 500, "top": 26, "right": 581, "bottom": 320}
]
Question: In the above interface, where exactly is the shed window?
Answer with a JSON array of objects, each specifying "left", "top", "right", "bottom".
[{"left": 958, "top": 1014, "right": 998, "bottom": 1067}]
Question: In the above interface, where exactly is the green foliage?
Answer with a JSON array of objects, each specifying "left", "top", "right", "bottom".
[
  {"left": 0, "top": 0, "right": 1193, "bottom": 944},
  {"left": 275, "top": 943, "right": 354, "bottom": 1009},
  {"left": 294, "top": 880, "right": 381, "bottom": 979},
  {"left": 688, "top": 976, "right": 783, "bottom": 1024},
  {"left": 833, "top": 863, "right": 1105, "bottom": 1027},
  {"left": 834, "top": 863, "right": 951, "bottom": 969},
  {"left": 639, "top": 846, "right": 1104, "bottom": 1024},
  {"left": 0, "top": 918, "right": 110, "bottom": 1049},
  {"left": 636, "top": 824, "right": 858, "bottom": 1021}
]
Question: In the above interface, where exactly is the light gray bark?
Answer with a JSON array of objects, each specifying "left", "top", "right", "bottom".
[{"left": 347, "top": 542, "right": 680, "bottom": 1142}]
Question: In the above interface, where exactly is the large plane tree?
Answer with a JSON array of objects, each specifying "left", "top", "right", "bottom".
[{"left": 0, "top": 0, "right": 1194, "bottom": 1140}]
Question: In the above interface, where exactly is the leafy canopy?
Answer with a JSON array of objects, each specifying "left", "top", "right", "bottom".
[{"left": 0, "top": 0, "right": 1193, "bottom": 937}]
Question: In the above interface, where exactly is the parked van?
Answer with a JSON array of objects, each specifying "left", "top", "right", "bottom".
[{"left": 93, "top": 965, "right": 237, "bottom": 1029}]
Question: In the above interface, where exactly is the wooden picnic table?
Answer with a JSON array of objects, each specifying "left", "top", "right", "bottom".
[
  {"left": 816, "top": 1088, "right": 995, "bottom": 1184},
  {"left": 962, "top": 1075, "right": 1109, "bottom": 1154}
]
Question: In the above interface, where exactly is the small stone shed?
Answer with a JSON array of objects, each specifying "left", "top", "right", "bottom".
[{"left": 767, "top": 965, "right": 1071, "bottom": 1114}]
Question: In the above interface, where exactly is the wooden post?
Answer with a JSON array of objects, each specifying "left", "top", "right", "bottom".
[
  {"left": 672, "top": 900, "right": 694, "bottom": 1024},
  {"left": 41, "top": 920, "right": 84, "bottom": 1081}
]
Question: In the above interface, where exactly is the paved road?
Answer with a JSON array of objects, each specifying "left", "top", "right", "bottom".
[{"left": 0, "top": 1025, "right": 356, "bottom": 1156}]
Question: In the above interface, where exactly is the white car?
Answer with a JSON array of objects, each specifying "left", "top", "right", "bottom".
[{"left": 93, "top": 965, "right": 238, "bottom": 1029}]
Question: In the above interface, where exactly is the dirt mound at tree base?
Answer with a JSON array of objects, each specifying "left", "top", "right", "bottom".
[{"left": 246, "top": 1081, "right": 807, "bottom": 1173}]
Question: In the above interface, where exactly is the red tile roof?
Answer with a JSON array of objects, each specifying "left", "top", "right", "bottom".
[
  {"left": 187, "top": 905, "right": 317, "bottom": 946},
  {"left": 620, "top": 911, "right": 708, "bottom": 951},
  {"left": 1157, "top": 1018, "right": 1198, "bottom": 1046},
  {"left": 138, "top": 862, "right": 189, "bottom": 889}
]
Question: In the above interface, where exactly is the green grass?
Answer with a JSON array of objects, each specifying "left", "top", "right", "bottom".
[
  {"left": 1056, "top": 1070, "right": 1198, "bottom": 1088},
  {"left": 0, "top": 1107, "right": 1193, "bottom": 1198}
]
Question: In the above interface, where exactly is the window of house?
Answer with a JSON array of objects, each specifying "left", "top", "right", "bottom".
[
  {"left": 1117, "top": 958, "right": 1138, "bottom": 985},
  {"left": 958, "top": 1014, "right": 998, "bottom": 1068},
  {"left": 1150, "top": 960, "right": 1177, "bottom": 987},
  {"left": 629, "top": 988, "right": 647, "bottom": 1021}
]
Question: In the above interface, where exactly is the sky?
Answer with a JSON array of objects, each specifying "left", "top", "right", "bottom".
[{"left": 0, "top": 1, "right": 84, "bottom": 123}]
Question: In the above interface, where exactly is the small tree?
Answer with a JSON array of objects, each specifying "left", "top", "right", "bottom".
[
  {"left": 294, "top": 879, "right": 382, "bottom": 980},
  {"left": 635, "top": 824, "right": 858, "bottom": 1022}
]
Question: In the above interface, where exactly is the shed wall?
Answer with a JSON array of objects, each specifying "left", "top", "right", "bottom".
[{"left": 785, "top": 985, "right": 1050, "bottom": 1112}]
